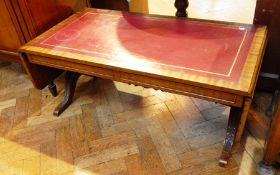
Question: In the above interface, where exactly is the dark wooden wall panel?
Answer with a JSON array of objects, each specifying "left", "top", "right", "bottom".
[
  {"left": 90, "top": 0, "right": 129, "bottom": 11},
  {"left": 17, "top": 0, "right": 73, "bottom": 38},
  {"left": 254, "top": 0, "right": 280, "bottom": 76},
  {"left": 0, "top": 0, "right": 22, "bottom": 52}
]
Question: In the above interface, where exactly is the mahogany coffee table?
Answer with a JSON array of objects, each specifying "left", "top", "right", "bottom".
[{"left": 19, "top": 8, "right": 267, "bottom": 166}]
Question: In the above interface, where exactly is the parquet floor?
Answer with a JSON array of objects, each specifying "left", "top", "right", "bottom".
[
  {"left": 0, "top": 63, "right": 278, "bottom": 175},
  {"left": 0, "top": 0, "right": 279, "bottom": 174}
]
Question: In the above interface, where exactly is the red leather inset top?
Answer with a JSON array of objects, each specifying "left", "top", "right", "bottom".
[{"left": 33, "top": 11, "right": 256, "bottom": 81}]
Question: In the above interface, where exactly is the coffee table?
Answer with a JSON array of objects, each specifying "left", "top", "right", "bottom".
[{"left": 19, "top": 8, "right": 267, "bottom": 166}]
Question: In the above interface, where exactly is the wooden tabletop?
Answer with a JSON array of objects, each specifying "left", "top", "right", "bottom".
[{"left": 20, "top": 8, "right": 268, "bottom": 97}]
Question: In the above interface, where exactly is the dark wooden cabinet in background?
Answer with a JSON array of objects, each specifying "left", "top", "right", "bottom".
[
  {"left": 90, "top": 0, "right": 129, "bottom": 11},
  {"left": 254, "top": 0, "right": 280, "bottom": 90},
  {"left": 252, "top": 0, "right": 280, "bottom": 171},
  {"left": 0, "top": 0, "right": 24, "bottom": 63},
  {"left": 0, "top": 0, "right": 86, "bottom": 63}
]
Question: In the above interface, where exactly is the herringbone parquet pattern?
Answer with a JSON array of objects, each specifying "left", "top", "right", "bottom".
[
  {"left": 1, "top": 0, "right": 279, "bottom": 174},
  {"left": 0, "top": 62, "right": 278, "bottom": 175}
]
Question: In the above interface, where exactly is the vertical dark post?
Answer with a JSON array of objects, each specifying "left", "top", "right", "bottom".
[
  {"left": 257, "top": 90, "right": 280, "bottom": 175},
  {"left": 48, "top": 81, "right": 58, "bottom": 97},
  {"left": 53, "top": 71, "right": 81, "bottom": 116},
  {"left": 175, "top": 0, "right": 189, "bottom": 17},
  {"left": 263, "top": 90, "right": 280, "bottom": 164}
]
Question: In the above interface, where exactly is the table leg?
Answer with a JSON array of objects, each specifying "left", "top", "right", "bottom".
[
  {"left": 219, "top": 98, "right": 251, "bottom": 167},
  {"left": 175, "top": 0, "right": 189, "bottom": 17},
  {"left": 219, "top": 106, "right": 242, "bottom": 166},
  {"left": 48, "top": 81, "right": 58, "bottom": 97},
  {"left": 257, "top": 91, "right": 280, "bottom": 174},
  {"left": 53, "top": 71, "right": 81, "bottom": 116},
  {"left": 235, "top": 98, "right": 252, "bottom": 142}
]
